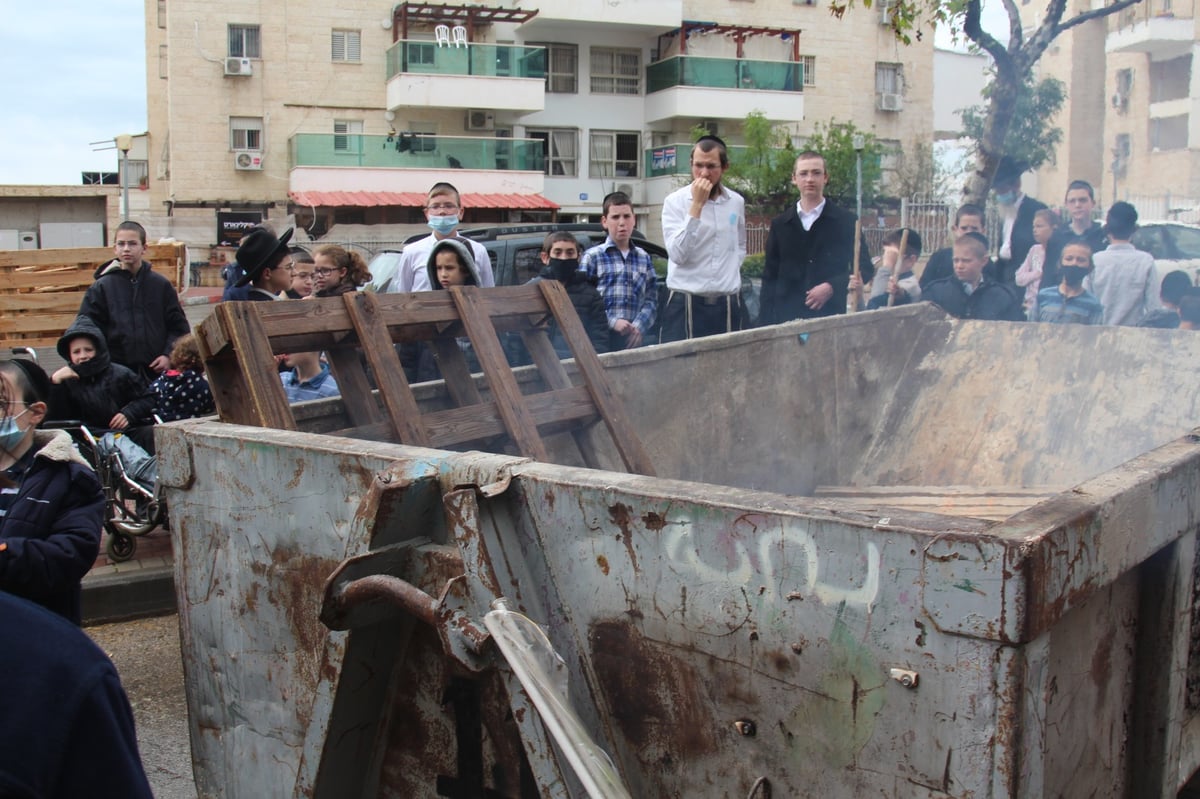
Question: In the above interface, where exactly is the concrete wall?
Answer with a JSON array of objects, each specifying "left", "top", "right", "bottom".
[{"left": 0, "top": 187, "right": 120, "bottom": 247}]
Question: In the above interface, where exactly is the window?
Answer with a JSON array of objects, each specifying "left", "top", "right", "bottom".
[
  {"left": 228, "top": 25, "right": 261, "bottom": 59},
  {"left": 528, "top": 128, "right": 578, "bottom": 176},
  {"left": 409, "top": 42, "right": 436, "bottom": 66},
  {"left": 1150, "top": 114, "right": 1188, "bottom": 151},
  {"left": 589, "top": 131, "right": 639, "bottom": 178},
  {"left": 875, "top": 62, "right": 903, "bottom": 95},
  {"left": 159, "top": 44, "right": 168, "bottom": 79},
  {"left": 157, "top": 0, "right": 166, "bottom": 28},
  {"left": 538, "top": 43, "right": 578, "bottom": 93},
  {"left": 1150, "top": 55, "right": 1190, "bottom": 103},
  {"left": 124, "top": 160, "right": 149, "bottom": 189},
  {"left": 332, "top": 29, "right": 362, "bottom": 63},
  {"left": 799, "top": 55, "right": 816, "bottom": 87},
  {"left": 590, "top": 47, "right": 640, "bottom": 95},
  {"left": 230, "top": 116, "right": 264, "bottom": 151},
  {"left": 334, "top": 120, "right": 363, "bottom": 153}
]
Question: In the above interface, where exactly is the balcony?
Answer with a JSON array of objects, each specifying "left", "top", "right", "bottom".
[
  {"left": 288, "top": 133, "right": 546, "bottom": 196},
  {"left": 512, "top": 0, "right": 681, "bottom": 34},
  {"left": 385, "top": 40, "right": 547, "bottom": 113},
  {"left": 644, "top": 56, "right": 805, "bottom": 124},
  {"left": 1106, "top": 12, "right": 1194, "bottom": 59}
]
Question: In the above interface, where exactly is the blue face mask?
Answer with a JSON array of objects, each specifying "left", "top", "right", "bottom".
[
  {"left": 995, "top": 191, "right": 1017, "bottom": 206},
  {"left": 0, "top": 408, "right": 30, "bottom": 453},
  {"left": 428, "top": 215, "right": 459, "bottom": 235}
]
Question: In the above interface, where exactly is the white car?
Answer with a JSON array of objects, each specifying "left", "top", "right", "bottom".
[{"left": 1132, "top": 221, "right": 1200, "bottom": 286}]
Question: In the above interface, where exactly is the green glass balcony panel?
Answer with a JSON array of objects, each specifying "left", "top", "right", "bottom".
[
  {"left": 644, "top": 143, "right": 749, "bottom": 178},
  {"left": 290, "top": 134, "right": 546, "bottom": 172},
  {"left": 386, "top": 41, "right": 546, "bottom": 79},
  {"left": 646, "top": 56, "right": 803, "bottom": 94}
]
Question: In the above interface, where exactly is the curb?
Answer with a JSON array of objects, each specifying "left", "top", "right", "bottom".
[{"left": 82, "top": 566, "right": 177, "bottom": 625}]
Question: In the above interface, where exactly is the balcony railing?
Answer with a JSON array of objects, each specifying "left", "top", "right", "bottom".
[
  {"left": 386, "top": 40, "right": 546, "bottom": 80},
  {"left": 290, "top": 133, "right": 546, "bottom": 171},
  {"left": 644, "top": 143, "right": 749, "bottom": 178},
  {"left": 647, "top": 55, "right": 804, "bottom": 94}
]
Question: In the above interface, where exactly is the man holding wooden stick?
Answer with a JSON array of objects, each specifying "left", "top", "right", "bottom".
[{"left": 759, "top": 151, "right": 872, "bottom": 325}]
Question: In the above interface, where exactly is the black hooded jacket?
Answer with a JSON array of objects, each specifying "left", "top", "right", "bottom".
[
  {"left": 77, "top": 259, "right": 189, "bottom": 379},
  {"left": 50, "top": 316, "right": 155, "bottom": 429}
]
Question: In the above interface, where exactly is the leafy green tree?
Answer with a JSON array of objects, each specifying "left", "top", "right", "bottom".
[
  {"left": 801, "top": 120, "right": 884, "bottom": 208},
  {"left": 828, "top": 0, "right": 1144, "bottom": 203},
  {"left": 959, "top": 74, "right": 1066, "bottom": 178}
]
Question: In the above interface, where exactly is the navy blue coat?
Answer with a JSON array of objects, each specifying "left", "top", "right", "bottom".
[
  {"left": 0, "top": 591, "right": 152, "bottom": 798},
  {"left": 0, "top": 430, "right": 104, "bottom": 624}
]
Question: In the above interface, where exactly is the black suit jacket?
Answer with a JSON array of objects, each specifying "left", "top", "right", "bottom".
[
  {"left": 995, "top": 195, "right": 1048, "bottom": 286},
  {"left": 759, "top": 202, "right": 872, "bottom": 325}
]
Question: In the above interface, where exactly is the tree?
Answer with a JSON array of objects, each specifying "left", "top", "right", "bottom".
[
  {"left": 691, "top": 113, "right": 796, "bottom": 215},
  {"left": 888, "top": 139, "right": 953, "bottom": 201},
  {"left": 830, "top": 0, "right": 1144, "bottom": 204},
  {"left": 959, "top": 74, "right": 1067, "bottom": 178},
  {"left": 802, "top": 120, "right": 884, "bottom": 208}
]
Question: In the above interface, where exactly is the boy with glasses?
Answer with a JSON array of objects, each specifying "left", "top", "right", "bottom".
[{"left": 387, "top": 182, "right": 494, "bottom": 294}]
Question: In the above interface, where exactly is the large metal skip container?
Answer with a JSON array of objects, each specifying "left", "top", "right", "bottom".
[{"left": 165, "top": 301, "right": 1200, "bottom": 797}]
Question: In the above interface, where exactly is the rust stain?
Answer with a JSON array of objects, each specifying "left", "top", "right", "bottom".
[
  {"left": 642, "top": 511, "right": 666, "bottom": 531},
  {"left": 286, "top": 456, "right": 305, "bottom": 490},
  {"left": 914, "top": 619, "right": 927, "bottom": 647},
  {"left": 588, "top": 619, "right": 718, "bottom": 759},
  {"left": 596, "top": 554, "right": 610, "bottom": 576},
  {"left": 608, "top": 502, "right": 639, "bottom": 569}
]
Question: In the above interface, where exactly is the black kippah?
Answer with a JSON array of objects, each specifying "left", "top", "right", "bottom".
[{"left": 5, "top": 358, "right": 51, "bottom": 404}]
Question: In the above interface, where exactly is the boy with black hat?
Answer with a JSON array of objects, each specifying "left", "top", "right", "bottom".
[{"left": 234, "top": 226, "right": 295, "bottom": 301}]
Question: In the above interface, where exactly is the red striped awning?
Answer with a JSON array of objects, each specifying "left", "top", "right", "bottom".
[{"left": 289, "top": 191, "right": 559, "bottom": 210}]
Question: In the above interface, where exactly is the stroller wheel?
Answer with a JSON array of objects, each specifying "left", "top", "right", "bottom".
[{"left": 106, "top": 532, "right": 137, "bottom": 563}]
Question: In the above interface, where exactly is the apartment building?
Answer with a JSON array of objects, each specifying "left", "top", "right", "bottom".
[
  {"left": 1029, "top": 0, "right": 1199, "bottom": 208},
  {"left": 141, "top": 0, "right": 932, "bottom": 248}
]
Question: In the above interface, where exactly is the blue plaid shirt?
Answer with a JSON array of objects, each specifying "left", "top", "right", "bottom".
[
  {"left": 581, "top": 238, "right": 658, "bottom": 334},
  {"left": 281, "top": 365, "right": 341, "bottom": 403}
]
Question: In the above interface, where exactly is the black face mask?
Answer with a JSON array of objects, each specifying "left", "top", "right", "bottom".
[
  {"left": 1061, "top": 266, "right": 1090, "bottom": 287},
  {"left": 548, "top": 258, "right": 579, "bottom": 282}
]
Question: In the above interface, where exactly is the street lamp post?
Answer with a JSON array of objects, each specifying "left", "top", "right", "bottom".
[
  {"left": 853, "top": 133, "right": 865, "bottom": 221},
  {"left": 115, "top": 134, "right": 133, "bottom": 219}
]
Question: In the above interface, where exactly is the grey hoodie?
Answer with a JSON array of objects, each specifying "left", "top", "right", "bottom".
[{"left": 425, "top": 238, "right": 482, "bottom": 289}]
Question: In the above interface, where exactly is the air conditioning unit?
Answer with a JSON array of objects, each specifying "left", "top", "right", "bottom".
[
  {"left": 225, "top": 57, "right": 253, "bottom": 76},
  {"left": 877, "top": 93, "right": 903, "bottom": 112},
  {"left": 616, "top": 182, "right": 642, "bottom": 204},
  {"left": 879, "top": 0, "right": 895, "bottom": 24},
  {"left": 234, "top": 151, "right": 264, "bottom": 171},
  {"left": 466, "top": 110, "right": 495, "bottom": 131}
]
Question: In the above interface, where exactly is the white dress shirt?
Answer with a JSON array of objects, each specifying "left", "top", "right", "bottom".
[
  {"left": 661, "top": 183, "right": 746, "bottom": 294},
  {"left": 388, "top": 233, "right": 495, "bottom": 292}
]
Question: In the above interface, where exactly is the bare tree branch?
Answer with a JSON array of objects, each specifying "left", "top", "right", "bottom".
[
  {"left": 1058, "top": 0, "right": 1144, "bottom": 33},
  {"left": 963, "top": 0, "right": 1009, "bottom": 66},
  {"left": 998, "top": 0, "right": 1025, "bottom": 52}
]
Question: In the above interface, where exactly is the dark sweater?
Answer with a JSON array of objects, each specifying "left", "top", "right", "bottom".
[
  {"left": 78, "top": 260, "right": 189, "bottom": 379},
  {"left": 0, "top": 591, "right": 153, "bottom": 798}
]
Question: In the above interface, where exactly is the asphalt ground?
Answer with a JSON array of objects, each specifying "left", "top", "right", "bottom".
[{"left": 86, "top": 613, "right": 198, "bottom": 799}]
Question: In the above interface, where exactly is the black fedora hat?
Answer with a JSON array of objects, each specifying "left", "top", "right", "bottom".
[
  {"left": 234, "top": 226, "right": 294, "bottom": 287},
  {"left": 991, "top": 156, "right": 1029, "bottom": 186}
]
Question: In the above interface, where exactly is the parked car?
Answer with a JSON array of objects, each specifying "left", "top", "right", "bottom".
[{"left": 1132, "top": 221, "right": 1200, "bottom": 285}]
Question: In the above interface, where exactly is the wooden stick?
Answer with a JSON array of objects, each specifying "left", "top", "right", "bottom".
[
  {"left": 887, "top": 228, "right": 910, "bottom": 308},
  {"left": 850, "top": 219, "right": 863, "bottom": 313}
]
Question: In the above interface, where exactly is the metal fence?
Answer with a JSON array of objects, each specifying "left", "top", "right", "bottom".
[{"left": 1122, "top": 193, "right": 1200, "bottom": 224}]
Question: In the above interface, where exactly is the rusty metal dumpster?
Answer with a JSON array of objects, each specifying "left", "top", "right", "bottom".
[{"left": 164, "top": 299, "right": 1200, "bottom": 797}]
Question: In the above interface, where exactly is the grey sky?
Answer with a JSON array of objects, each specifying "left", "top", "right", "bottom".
[{"left": 0, "top": 3, "right": 148, "bottom": 185}]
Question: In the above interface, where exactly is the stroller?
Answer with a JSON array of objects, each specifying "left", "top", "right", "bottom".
[{"left": 10, "top": 347, "right": 165, "bottom": 563}]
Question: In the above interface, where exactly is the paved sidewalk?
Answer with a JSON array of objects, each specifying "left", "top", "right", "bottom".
[{"left": 82, "top": 528, "right": 177, "bottom": 624}]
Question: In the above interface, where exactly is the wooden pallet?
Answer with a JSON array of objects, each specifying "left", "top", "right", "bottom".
[
  {"left": 0, "top": 243, "right": 187, "bottom": 350},
  {"left": 195, "top": 283, "right": 655, "bottom": 475},
  {"left": 814, "top": 485, "right": 1064, "bottom": 522}
]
